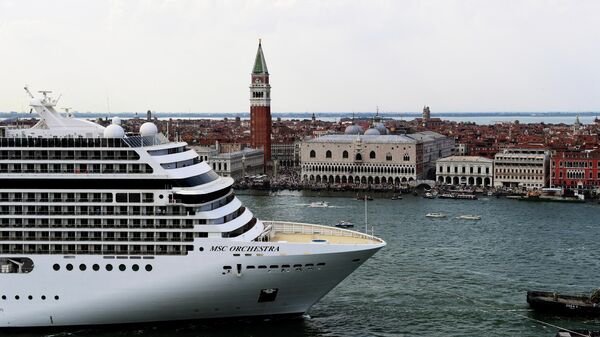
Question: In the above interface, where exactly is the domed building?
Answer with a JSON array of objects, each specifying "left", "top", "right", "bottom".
[
  {"left": 363, "top": 128, "right": 381, "bottom": 136},
  {"left": 344, "top": 124, "right": 364, "bottom": 135}
]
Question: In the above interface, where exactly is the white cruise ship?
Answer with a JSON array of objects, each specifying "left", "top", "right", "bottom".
[{"left": 0, "top": 88, "right": 385, "bottom": 327}]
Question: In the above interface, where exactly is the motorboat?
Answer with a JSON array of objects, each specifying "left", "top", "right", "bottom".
[
  {"left": 423, "top": 192, "right": 436, "bottom": 199},
  {"left": 457, "top": 215, "right": 481, "bottom": 220},
  {"left": 425, "top": 212, "right": 446, "bottom": 218},
  {"left": 309, "top": 201, "right": 329, "bottom": 208},
  {"left": 335, "top": 221, "right": 354, "bottom": 228}
]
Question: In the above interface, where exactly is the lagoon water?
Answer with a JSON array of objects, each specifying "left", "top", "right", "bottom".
[{"left": 8, "top": 192, "right": 600, "bottom": 337}]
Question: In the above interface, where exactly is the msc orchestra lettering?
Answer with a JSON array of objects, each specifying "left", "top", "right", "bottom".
[{"left": 210, "top": 245, "right": 281, "bottom": 252}]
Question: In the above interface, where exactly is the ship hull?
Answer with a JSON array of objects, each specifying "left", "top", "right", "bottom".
[{"left": 0, "top": 242, "right": 382, "bottom": 327}]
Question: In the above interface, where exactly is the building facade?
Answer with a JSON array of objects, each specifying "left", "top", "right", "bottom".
[
  {"left": 271, "top": 141, "right": 299, "bottom": 167},
  {"left": 300, "top": 134, "right": 422, "bottom": 185},
  {"left": 249, "top": 40, "right": 272, "bottom": 164},
  {"left": 192, "top": 145, "right": 264, "bottom": 181},
  {"left": 409, "top": 131, "right": 455, "bottom": 179},
  {"left": 550, "top": 149, "right": 600, "bottom": 191},
  {"left": 436, "top": 156, "right": 493, "bottom": 186},
  {"left": 493, "top": 148, "right": 549, "bottom": 189}
]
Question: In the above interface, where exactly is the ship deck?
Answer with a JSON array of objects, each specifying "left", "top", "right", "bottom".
[{"left": 260, "top": 221, "right": 384, "bottom": 245}]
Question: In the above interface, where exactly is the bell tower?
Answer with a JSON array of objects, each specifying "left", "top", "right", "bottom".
[{"left": 250, "top": 39, "right": 272, "bottom": 163}]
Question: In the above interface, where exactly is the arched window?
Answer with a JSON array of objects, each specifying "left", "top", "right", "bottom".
[
  {"left": 369, "top": 151, "right": 376, "bottom": 159},
  {"left": 326, "top": 150, "right": 332, "bottom": 158},
  {"left": 355, "top": 153, "right": 362, "bottom": 161},
  {"left": 310, "top": 150, "right": 316, "bottom": 158},
  {"left": 386, "top": 153, "right": 392, "bottom": 161},
  {"left": 342, "top": 150, "right": 348, "bottom": 159},
  {"left": 403, "top": 154, "right": 410, "bottom": 161}
]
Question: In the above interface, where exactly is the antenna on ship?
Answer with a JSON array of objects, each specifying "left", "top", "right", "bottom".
[{"left": 364, "top": 195, "right": 368, "bottom": 234}]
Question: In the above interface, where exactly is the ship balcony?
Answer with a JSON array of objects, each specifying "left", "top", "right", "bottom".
[{"left": 259, "top": 221, "right": 384, "bottom": 245}]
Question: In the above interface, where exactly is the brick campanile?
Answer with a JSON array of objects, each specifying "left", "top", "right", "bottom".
[{"left": 250, "top": 39, "right": 272, "bottom": 164}]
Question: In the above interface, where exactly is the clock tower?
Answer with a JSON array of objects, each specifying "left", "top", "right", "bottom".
[{"left": 250, "top": 39, "right": 272, "bottom": 164}]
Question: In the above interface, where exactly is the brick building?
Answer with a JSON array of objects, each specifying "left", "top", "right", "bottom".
[{"left": 550, "top": 149, "right": 600, "bottom": 191}]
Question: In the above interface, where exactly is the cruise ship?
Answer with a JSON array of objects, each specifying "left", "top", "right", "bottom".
[{"left": 0, "top": 88, "right": 385, "bottom": 327}]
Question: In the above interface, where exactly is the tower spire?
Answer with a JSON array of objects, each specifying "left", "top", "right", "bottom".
[{"left": 253, "top": 39, "right": 269, "bottom": 75}]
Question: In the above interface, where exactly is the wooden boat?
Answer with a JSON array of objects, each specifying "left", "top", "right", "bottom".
[{"left": 527, "top": 290, "right": 600, "bottom": 316}]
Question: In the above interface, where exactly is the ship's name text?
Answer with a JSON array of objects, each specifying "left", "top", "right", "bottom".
[{"left": 210, "top": 245, "right": 280, "bottom": 252}]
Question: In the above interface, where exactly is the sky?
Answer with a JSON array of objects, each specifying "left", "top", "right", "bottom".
[{"left": 0, "top": 0, "right": 599, "bottom": 113}]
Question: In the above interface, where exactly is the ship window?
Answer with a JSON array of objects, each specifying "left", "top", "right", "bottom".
[
  {"left": 106, "top": 264, "right": 113, "bottom": 271},
  {"left": 1, "top": 295, "right": 5, "bottom": 300},
  {"left": 145, "top": 264, "right": 153, "bottom": 272},
  {"left": 132, "top": 264, "right": 139, "bottom": 271},
  {"left": 246, "top": 266, "right": 255, "bottom": 269},
  {"left": 128, "top": 193, "right": 141, "bottom": 203},
  {"left": 116, "top": 193, "right": 127, "bottom": 203},
  {"left": 317, "top": 263, "right": 326, "bottom": 266},
  {"left": 15, "top": 295, "right": 19, "bottom": 300},
  {"left": 41, "top": 295, "right": 46, "bottom": 300},
  {"left": 119, "top": 264, "right": 126, "bottom": 271},
  {"left": 92, "top": 264, "right": 99, "bottom": 271},
  {"left": 79, "top": 264, "right": 86, "bottom": 271},
  {"left": 54, "top": 296, "right": 59, "bottom": 300},
  {"left": 53, "top": 264, "right": 60, "bottom": 271},
  {"left": 28, "top": 295, "right": 32, "bottom": 300},
  {"left": 258, "top": 265, "right": 267, "bottom": 269},
  {"left": 269, "top": 265, "right": 279, "bottom": 269},
  {"left": 66, "top": 264, "right": 73, "bottom": 271}
]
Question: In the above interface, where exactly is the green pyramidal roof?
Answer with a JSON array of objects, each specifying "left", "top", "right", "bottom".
[{"left": 252, "top": 41, "right": 269, "bottom": 74}]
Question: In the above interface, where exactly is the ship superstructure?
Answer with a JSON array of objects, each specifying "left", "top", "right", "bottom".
[{"left": 0, "top": 89, "right": 385, "bottom": 327}]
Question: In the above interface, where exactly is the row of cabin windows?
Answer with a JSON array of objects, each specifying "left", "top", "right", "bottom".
[
  {"left": 0, "top": 192, "right": 115, "bottom": 203},
  {"left": 0, "top": 244, "right": 194, "bottom": 255},
  {"left": 53, "top": 263, "right": 152, "bottom": 272},
  {"left": 0, "top": 195, "right": 236, "bottom": 218},
  {"left": 0, "top": 137, "right": 127, "bottom": 148},
  {"left": 0, "top": 231, "right": 198, "bottom": 242},
  {"left": 1, "top": 216, "right": 198, "bottom": 228},
  {"left": 147, "top": 146, "right": 187, "bottom": 156},
  {"left": 0, "top": 163, "right": 153, "bottom": 174},
  {"left": 311, "top": 150, "right": 407, "bottom": 161},
  {"left": 160, "top": 157, "right": 200, "bottom": 170},
  {"left": 223, "top": 263, "right": 325, "bottom": 273},
  {"left": 0, "top": 150, "right": 139, "bottom": 161},
  {"left": 1, "top": 295, "right": 59, "bottom": 301}
]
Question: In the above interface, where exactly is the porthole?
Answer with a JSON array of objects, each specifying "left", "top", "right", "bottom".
[
  {"left": 119, "top": 264, "right": 126, "bottom": 271},
  {"left": 106, "top": 264, "right": 113, "bottom": 271},
  {"left": 54, "top": 295, "right": 59, "bottom": 300},
  {"left": 92, "top": 264, "right": 100, "bottom": 271},
  {"left": 53, "top": 264, "right": 60, "bottom": 271},
  {"left": 132, "top": 264, "right": 139, "bottom": 271},
  {"left": 15, "top": 295, "right": 20, "bottom": 300},
  {"left": 79, "top": 264, "right": 86, "bottom": 271},
  {"left": 145, "top": 264, "right": 152, "bottom": 272},
  {"left": 28, "top": 295, "right": 32, "bottom": 300},
  {"left": 66, "top": 264, "right": 73, "bottom": 271},
  {"left": 1, "top": 295, "right": 6, "bottom": 300},
  {"left": 159, "top": 195, "right": 164, "bottom": 199},
  {"left": 199, "top": 247, "right": 204, "bottom": 252},
  {"left": 41, "top": 295, "right": 46, "bottom": 300}
]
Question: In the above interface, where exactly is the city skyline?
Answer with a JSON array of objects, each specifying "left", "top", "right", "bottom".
[{"left": 1, "top": 0, "right": 599, "bottom": 113}]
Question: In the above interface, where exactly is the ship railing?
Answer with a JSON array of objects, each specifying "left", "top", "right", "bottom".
[
  {"left": 123, "top": 134, "right": 169, "bottom": 148},
  {"left": 262, "top": 221, "right": 382, "bottom": 243}
]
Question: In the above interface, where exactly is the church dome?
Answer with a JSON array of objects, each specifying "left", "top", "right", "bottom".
[
  {"left": 364, "top": 128, "right": 381, "bottom": 136},
  {"left": 344, "top": 125, "right": 364, "bottom": 135},
  {"left": 373, "top": 122, "right": 389, "bottom": 135}
]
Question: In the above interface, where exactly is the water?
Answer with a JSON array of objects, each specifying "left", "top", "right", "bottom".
[{"left": 8, "top": 192, "right": 600, "bottom": 336}]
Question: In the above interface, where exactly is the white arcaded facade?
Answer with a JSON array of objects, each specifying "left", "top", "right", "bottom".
[
  {"left": 493, "top": 148, "right": 549, "bottom": 189},
  {"left": 436, "top": 156, "right": 494, "bottom": 186}
]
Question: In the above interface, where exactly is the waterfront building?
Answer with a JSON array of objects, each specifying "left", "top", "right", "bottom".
[
  {"left": 191, "top": 144, "right": 263, "bottom": 181},
  {"left": 271, "top": 141, "right": 299, "bottom": 167},
  {"left": 436, "top": 156, "right": 493, "bottom": 186},
  {"left": 408, "top": 131, "right": 455, "bottom": 179},
  {"left": 249, "top": 40, "right": 272, "bottom": 164},
  {"left": 300, "top": 134, "right": 421, "bottom": 184},
  {"left": 493, "top": 148, "right": 549, "bottom": 189},
  {"left": 550, "top": 149, "right": 600, "bottom": 191}
]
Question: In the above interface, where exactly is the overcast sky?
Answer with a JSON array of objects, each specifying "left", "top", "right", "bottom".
[{"left": 1, "top": 0, "right": 599, "bottom": 113}]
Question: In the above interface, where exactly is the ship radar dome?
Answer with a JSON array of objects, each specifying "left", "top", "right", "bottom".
[
  {"left": 112, "top": 117, "right": 122, "bottom": 125},
  {"left": 139, "top": 122, "right": 158, "bottom": 137},
  {"left": 103, "top": 124, "right": 125, "bottom": 138},
  {"left": 364, "top": 128, "right": 381, "bottom": 136}
]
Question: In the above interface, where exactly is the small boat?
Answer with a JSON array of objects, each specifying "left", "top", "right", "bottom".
[
  {"left": 423, "top": 192, "right": 436, "bottom": 199},
  {"left": 391, "top": 194, "right": 402, "bottom": 200},
  {"left": 457, "top": 215, "right": 481, "bottom": 220},
  {"left": 527, "top": 290, "right": 600, "bottom": 317},
  {"left": 309, "top": 201, "right": 328, "bottom": 208},
  {"left": 455, "top": 194, "right": 478, "bottom": 200},
  {"left": 438, "top": 193, "right": 455, "bottom": 199},
  {"left": 335, "top": 221, "right": 354, "bottom": 228},
  {"left": 425, "top": 212, "right": 446, "bottom": 218},
  {"left": 355, "top": 195, "right": 373, "bottom": 201}
]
